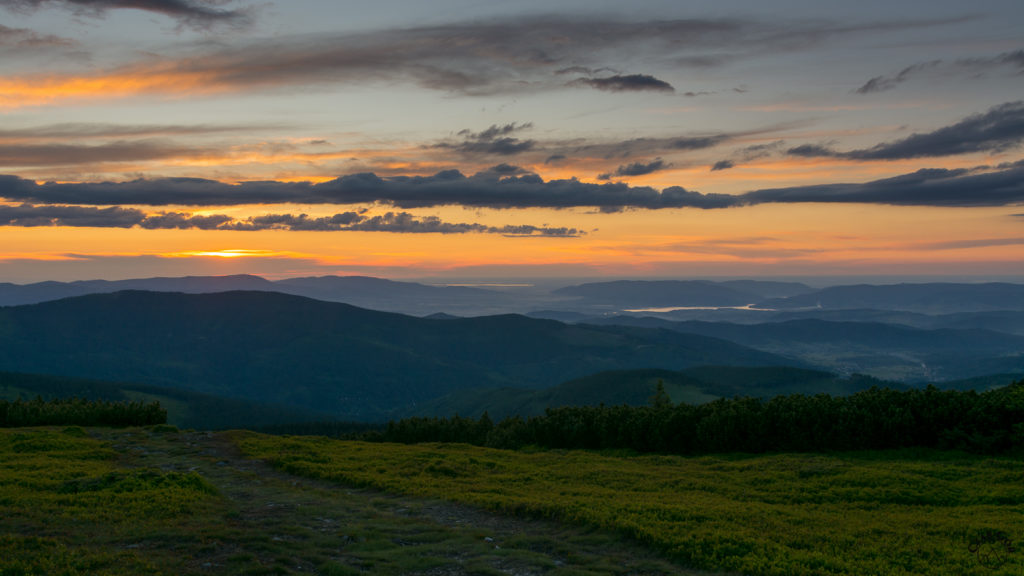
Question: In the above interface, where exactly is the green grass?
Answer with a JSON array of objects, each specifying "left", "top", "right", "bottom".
[
  {"left": 0, "top": 427, "right": 218, "bottom": 575},
  {"left": 2, "top": 427, "right": 687, "bottom": 575},
  {"left": 235, "top": 432, "right": 1024, "bottom": 576}
]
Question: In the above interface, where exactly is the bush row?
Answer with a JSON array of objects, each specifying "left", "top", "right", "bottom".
[
  {"left": 0, "top": 397, "right": 166, "bottom": 427},
  {"left": 379, "top": 382, "right": 1024, "bottom": 454}
]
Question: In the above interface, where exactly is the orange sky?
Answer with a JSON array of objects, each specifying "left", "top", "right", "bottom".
[{"left": 0, "top": 1, "right": 1022, "bottom": 283}]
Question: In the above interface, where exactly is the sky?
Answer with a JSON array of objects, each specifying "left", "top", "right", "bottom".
[{"left": 1, "top": 0, "right": 1023, "bottom": 283}]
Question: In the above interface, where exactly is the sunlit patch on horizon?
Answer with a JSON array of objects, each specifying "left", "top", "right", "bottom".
[{"left": 165, "top": 249, "right": 294, "bottom": 259}]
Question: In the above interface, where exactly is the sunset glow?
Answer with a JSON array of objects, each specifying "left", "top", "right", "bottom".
[{"left": 0, "top": 0, "right": 1022, "bottom": 283}]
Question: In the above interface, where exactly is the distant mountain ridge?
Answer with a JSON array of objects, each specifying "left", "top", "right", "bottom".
[
  {"left": 0, "top": 274, "right": 505, "bottom": 315},
  {"left": 552, "top": 279, "right": 814, "bottom": 308},
  {"left": 0, "top": 290, "right": 794, "bottom": 420},
  {"left": 756, "top": 282, "right": 1024, "bottom": 313},
  {"left": 5, "top": 275, "right": 1024, "bottom": 318}
]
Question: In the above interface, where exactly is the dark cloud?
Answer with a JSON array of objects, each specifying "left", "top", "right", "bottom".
[
  {"left": 787, "top": 143, "right": 840, "bottom": 157},
  {"left": 984, "top": 49, "right": 1024, "bottom": 69},
  {"left": 855, "top": 60, "right": 942, "bottom": 94},
  {"left": 570, "top": 131, "right": 739, "bottom": 164},
  {"left": 708, "top": 141, "right": 784, "bottom": 170},
  {"left": 669, "top": 134, "right": 731, "bottom": 151},
  {"left": 613, "top": 158, "right": 670, "bottom": 177},
  {"left": 138, "top": 211, "right": 233, "bottom": 230},
  {"left": 847, "top": 101, "right": 1024, "bottom": 159},
  {"left": 486, "top": 163, "right": 523, "bottom": 174},
  {"left": 435, "top": 122, "right": 535, "bottom": 156},
  {"left": 452, "top": 138, "right": 535, "bottom": 156},
  {"left": 0, "top": 140, "right": 201, "bottom": 166},
  {"left": 1, "top": 0, "right": 252, "bottom": 29},
  {"left": 457, "top": 123, "right": 533, "bottom": 141},
  {"left": 570, "top": 74, "right": 674, "bottom": 93},
  {"left": 856, "top": 50, "right": 1024, "bottom": 94},
  {"left": 309, "top": 171, "right": 736, "bottom": 211},
  {"left": 544, "top": 154, "right": 567, "bottom": 164},
  {"left": 0, "top": 122, "right": 276, "bottom": 140},
  {"left": 6, "top": 159, "right": 1022, "bottom": 214},
  {"left": 8, "top": 15, "right": 964, "bottom": 98},
  {"left": 0, "top": 24, "right": 74, "bottom": 48},
  {"left": 0, "top": 203, "right": 146, "bottom": 227},
  {"left": 0, "top": 171, "right": 736, "bottom": 211},
  {"left": 740, "top": 166, "right": 1024, "bottom": 207},
  {"left": 919, "top": 237, "right": 1024, "bottom": 250},
  {"left": 683, "top": 90, "right": 714, "bottom": 97},
  {"left": 737, "top": 140, "right": 784, "bottom": 159},
  {"left": 787, "top": 101, "right": 1024, "bottom": 160},
  {"left": 0, "top": 203, "right": 580, "bottom": 235}
]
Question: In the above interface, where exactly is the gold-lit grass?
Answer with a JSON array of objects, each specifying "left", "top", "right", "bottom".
[
  {"left": 235, "top": 432, "right": 1024, "bottom": 576},
  {"left": 2, "top": 427, "right": 688, "bottom": 575},
  {"left": 0, "top": 427, "right": 218, "bottom": 575}
]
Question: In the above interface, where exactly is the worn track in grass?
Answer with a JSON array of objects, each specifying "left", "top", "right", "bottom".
[{"left": 91, "top": 427, "right": 717, "bottom": 575}]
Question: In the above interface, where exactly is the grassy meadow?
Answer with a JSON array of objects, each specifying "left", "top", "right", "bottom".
[
  {"left": 236, "top": 432, "right": 1024, "bottom": 576},
  {"left": 3, "top": 423, "right": 1021, "bottom": 575},
  {"left": 0, "top": 427, "right": 688, "bottom": 576},
  {"left": 0, "top": 426, "right": 219, "bottom": 575}
]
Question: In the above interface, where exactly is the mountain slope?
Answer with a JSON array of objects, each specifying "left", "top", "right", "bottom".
[
  {"left": 0, "top": 370, "right": 331, "bottom": 430},
  {"left": 0, "top": 291, "right": 795, "bottom": 420},
  {"left": 581, "top": 316, "right": 1024, "bottom": 381},
  {"left": 0, "top": 274, "right": 514, "bottom": 315},
  {"left": 407, "top": 366, "right": 892, "bottom": 419}
]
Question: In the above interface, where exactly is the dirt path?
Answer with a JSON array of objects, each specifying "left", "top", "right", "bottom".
[{"left": 92, "top": 427, "right": 715, "bottom": 576}]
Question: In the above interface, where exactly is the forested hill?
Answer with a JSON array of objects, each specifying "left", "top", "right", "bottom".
[{"left": 0, "top": 290, "right": 795, "bottom": 420}]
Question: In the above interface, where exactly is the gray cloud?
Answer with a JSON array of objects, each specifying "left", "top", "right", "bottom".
[
  {"left": 1, "top": 0, "right": 252, "bottom": 29},
  {"left": 740, "top": 166, "right": 1024, "bottom": 207},
  {"left": 668, "top": 134, "right": 732, "bottom": 151},
  {"left": 570, "top": 74, "right": 674, "bottom": 93},
  {"left": 787, "top": 143, "right": 840, "bottom": 158},
  {"left": 0, "top": 203, "right": 581, "bottom": 235},
  {"left": 5, "top": 160, "right": 1022, "bottom": 213},
  {"left": 616, "top": 158, "right": 669, "bottom": 176},
  {"left": 0, "top": 171, "right": 736, "bottom": 211},
  {"left": 856, "top": 50, "right": 1024, "bottom": 94},
  {"left": 0, "top": 140, "right": 201, "bottom": 166},
  {"left": 918, "top": 237, "right": 1024, "bottom": 250},
  {"left": 562, "top": 131, "right": 741, "bottom": 163},
  {"left": 0, "top": 203, "right": 146, "bottom": 227},
  {"left": 435, "top": 122, "right": 536, "bottom": 156},
  {"left": 855, "top": 60, "right": 942, "bottom": 94},
  {"left": 965, "top": 49, "right": 1024, "bottom": 70},
  {"left": 710, "top": 160, "right": 734, "bottom": 171},
  {"left": 0, "top": 122, "right": 277, "bottom": 140},
  {"left": 599, "top": 158, "right": 670, "bottom": 179},
  {"left": 9, "top": 15, "right": 965, "bottom": 98},
  {"left": 0, "top": 23, "right": 74, "bottom": 48},
  {"left": 788, "top": 101, "right": 1024, "bottom": 160},
  {"left": 138, "top": 211, "right": 234, "bottom": 230}
]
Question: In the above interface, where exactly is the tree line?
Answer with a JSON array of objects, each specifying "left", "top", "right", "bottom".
[
  {"left": 374, "top": 382, "right": 1024, "bottom": 454},
  {"left": 0, "top": 397, "right": 167, "bottom": 427}
]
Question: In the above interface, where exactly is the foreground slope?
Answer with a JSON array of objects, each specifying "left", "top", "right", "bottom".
[
  {"left": 2, "top": 426, "right": 690, "bottom": 575},
  {"left": 0, "top": 290, "right": 793, "bottom": 420}
]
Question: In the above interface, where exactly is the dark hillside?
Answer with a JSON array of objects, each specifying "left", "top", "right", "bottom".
[{"left": 0, "top": 291, "right": 794, "bottom": 420}]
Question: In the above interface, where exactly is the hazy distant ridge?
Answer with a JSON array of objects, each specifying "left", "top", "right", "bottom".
[{"left": 757, "top": 282, "right": 1024, "bottom": 312}]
